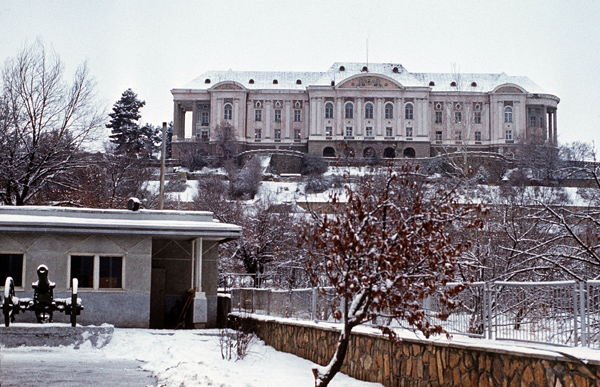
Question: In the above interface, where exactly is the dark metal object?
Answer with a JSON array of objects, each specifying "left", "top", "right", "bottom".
[{"left": 1, "top": 265, "right": 83, "bottom": 327}]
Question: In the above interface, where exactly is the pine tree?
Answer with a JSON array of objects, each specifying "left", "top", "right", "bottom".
[{"left": 107, "top": 89, "right": 147, "bottom": 155}]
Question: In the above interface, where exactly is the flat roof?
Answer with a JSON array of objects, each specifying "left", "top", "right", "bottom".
[{"left": 0, "top": 206, "right": 242, "bottom": 240}]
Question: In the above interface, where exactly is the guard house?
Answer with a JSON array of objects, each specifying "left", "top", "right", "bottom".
[{"left": 0, "top": 206, "right": 241, "bottom": 328}]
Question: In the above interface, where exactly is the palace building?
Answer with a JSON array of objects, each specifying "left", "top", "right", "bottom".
[{"left": 171, "top": 62, "right": 559, "bottom": 159}]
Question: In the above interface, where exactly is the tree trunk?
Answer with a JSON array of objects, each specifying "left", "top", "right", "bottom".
[{"left": 314, "top": 323, "right": 353, "bottom": 387}]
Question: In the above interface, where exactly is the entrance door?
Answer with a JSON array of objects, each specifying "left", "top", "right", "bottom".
[{"left": 149, "top": 268, "right": 166, "bottom": 328}]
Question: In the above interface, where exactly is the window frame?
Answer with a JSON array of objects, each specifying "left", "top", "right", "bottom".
[
  {"left": 474, "top": 111, "right": 482, "bottom": 124},
  {"left": 274, "top": 128, "right": 281, "bottom": 140},
  {"left": 435, "top": 111, "right": 443, "bottom": 124},
  {"left": 274, "top": 109, "right": 282, "bottom": 122},
  {"left": 364, "top": 102, "right": 374, "bottom": 119},
  {"left": 255, "top": 109, "right": 262, "bottom": 122},
  {"left": 294, "top": 129, "right": 301, "bottom": 140},
  {"left": 405, "top": 127, "right": 413, "bottom": 137},
  {"left": 435, "top": 131, "right": 443, "bottom": 141},
  {"left": 475, "top": 131, "right": 482, "bottom": 141},
  {"left": 405, "top": 103, "right": 414, "bottom": 120},
  {"left": 201, "top": 111, "right": 210, "bottom": 125},
  {"left": 345, "top": 102, "right": 354, "bottom": 119},
  {"left": 384, "top": 103, "right": 394, "bottom": 119},
  {"left": 254, "top": 128, "right": 262, "bottom": 140},
  {"left": 325, "top": 102, "right": 334, "bottom": 119},
  {"left": 505, "top": 129, "right": 513, "bottom": 140},
  {"left": 325, "top": 126, "right": 333, "bottom": 137},
  {"left": 345, "top": 126, "right": 353, "bottom": 137},
  {"left": 223, "top": 104, "right": 233, "bottom": 120},
  {"left": 0, "top": 253, "right": 25, "bottom": 288},
  {"left": 454, "top": 111, "right": 462, "bottom": 124},
  {"left": 69, "top": 254, "right": 124, "bottom": 291},
  {"left": 386, "top": 127, "right": 393, "bottom": 137},
  {"left": 365, "top": 126, "right": 373, "bottom": 137},
  {"left": 504, "top": 106, "right": 513, "bottom": 123},
  {"left": 294, "top": 109, "right": 302, "bottom": 122}
]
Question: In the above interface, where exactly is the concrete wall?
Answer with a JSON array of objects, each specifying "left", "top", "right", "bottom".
[
  {"left": 232, "top": 316, "right": 600, "bottom": 387},
  {"left": 1, "top": 232, "right": 153, "bottom": 327}
]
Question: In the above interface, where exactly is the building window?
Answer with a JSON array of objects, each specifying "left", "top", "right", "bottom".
[
  {"left": 365, "top": 103, "right": 374, "bottom": 119},
  {"left": 506, "top": 130, "right": 513, "bottom": 140},
  {"left": 345, "top": 126, "right": 353, "bottom": 137},
  {"left": 70, "top": 255, "right": 123, "bottom": 290},
  {"left": 386, "top": 127, "right": 393, "bottom": 137},
  {"left": 201, "top": 112, "right": 210, "bottom": 125},
  {"left": 435, "top": 131, "right": 443, "bottom": 141},
  {"left": 475, "top": 131, "right": 482, "bottom": 141},
  {"left": 365, "top": 127, "right": 373, "bottom": 137},
  {"left": 405, "top": 103, "right": 414, "bottom": 120},
  {"left": 385, "top": 103, "right": 394, "bottom": 119},
  {"left": 99, "top": 256, "right": 122, "bottom": 289},
  {"left": 274, "top": 129, "right": 281, "bottom": 140},
  {"left": 274, "top": 109, "right": 281, "bottom": 122},
  {"left": 455, "top": 111, "right": 462, "bottom": 124},
  {"left": 325, "top": 102, "right": 334, "bottom": 119},
  {"left": 0, "top": 253, "right": 23, "bottom": 287},
  {"left": 223, "top": 104, "right": 232, "bottom": 120},
  {"left": 530, "top": 116, "right": 536, "bottom": 127},
  {"left": 294, "top": 129, "right": 301, "bottom": 140},
  {"left": 435, "top": 111, "right": 443, "bottom": 124},
  {"left": 455, "top": 131, "right": 462, "bottom": 141},
  {"left": 474, "top": 111, "right": 482, "bottom": 124},
  {"left": 294, "top": 109, "right": 301, "bottom": 122},
  {"left": 71, "top": 255, "right": 94, "bottom": 288},
  {"left": 406, "top": 127, "right": 413, "bottom": 137},
  {"left": 504, "top": 106, "right": 513, "bottom": 123},
  {"left": 325, "top": 126, "right": 333, "bottom": 137},
  {"left": 345, "top": 103, "right": 354, "bottom": 119},
  {"left": 255, "top": 109, "right": 262, "bottom": 122},
  {"left": 255, "top": 128, "right": 262, "bottom": 140}
]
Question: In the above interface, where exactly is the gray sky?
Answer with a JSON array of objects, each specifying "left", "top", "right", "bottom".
[{"left": 2, "top": 0, "right": 599, "bottom": 152}]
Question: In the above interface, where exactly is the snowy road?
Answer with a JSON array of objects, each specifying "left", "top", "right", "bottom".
[{"left": 0, "top": 328, "right": 383, "bottom": 387}]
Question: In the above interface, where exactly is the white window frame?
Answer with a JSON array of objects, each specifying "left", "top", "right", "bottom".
[
  {"left": 294, "top": 129, "right": 301, "bottom": 140},
  {"left": 68, "top": 254, "right": 125, "bottom": 291},
  {"left": 474, "top": 111, "right": 482, "bottom": 124},
  {"left": 455, "top": 111, "right": 462, "bottom": 124},
  {"left": 505, "top": 129, "right": 513, "bottom": 140},
  {"left": 405, "top": 127, "right": 413, "bottom": 137},
  {"left": 325, "top": 102, "right": 334, "bottom": 119},
  {"left": 384, "top": 103, "right": 394, "bottom": 119},
  {"left": 504, "top": 106, "right": 513, "bottom": 123},
  {"left": 255, "top": 128, "right": 262, "bottom": 140},
  {"left": 435, "top": 111, "right": 443, "bottom": 124},
  {"left": 365, "top": 127, "right": 373, "bottom": 137},
  {"left": 274, "top": 129, "right": 281, "bottom": 140},
  {"left": 294, "top": 109, "right": 302, "bottom": 122},
  {"left": 345, "top": 102, "right": 354, "bottom": 119},
  {"left": 255, "top": 109, "right": 262, "bottom": 122},
  {"left": 345, "top": 126, "right": 353, "bottom": 137},
  {"left": 274, "top": 109, "right": 282, "bottom": 122},
  {"left": 386, "top": 127, "right": 393, "bottom": 137},
  {"left": 224, "top": 104, "right": 233, "bottom": 120},
  {"left": 365, "top": 103, "right": 374, "bottom": 119},
  {"left": 325, "top": 126, "right": 333, "bottom": 137},
  {"left": 405, "top": 103, "right": 414, "bottom": 120}
]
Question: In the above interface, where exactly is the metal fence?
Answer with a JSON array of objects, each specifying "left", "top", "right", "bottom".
[{"left": 230, "top": 280, "right": 600, "bottom": 348}]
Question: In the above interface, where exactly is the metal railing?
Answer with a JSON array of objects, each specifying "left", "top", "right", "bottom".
[{"left": 230, "top": 280, "right": 600, "bottom": 348}]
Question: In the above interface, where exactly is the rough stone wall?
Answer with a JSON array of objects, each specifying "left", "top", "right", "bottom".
[{"left": 232, "top": 316, "right": 600, "bottom": 387}]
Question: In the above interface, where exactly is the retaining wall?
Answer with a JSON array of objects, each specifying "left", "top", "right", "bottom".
[{"left": 231, "top": 315, "right": 600, "bottom": 387}]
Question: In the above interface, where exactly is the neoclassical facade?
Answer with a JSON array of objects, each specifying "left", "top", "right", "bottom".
[{"left": 171, "top": 62, "right": 559, "bottom": 159}]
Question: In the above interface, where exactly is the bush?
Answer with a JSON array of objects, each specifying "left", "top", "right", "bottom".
[
  {"left": 305, "top": 174, "right": 330, "bottom": 193},
  {"left": 219, "top": 327, "right": 256, "bottom": 361},
  {"left": 301, "top": 154, "right": 328, "bottom": 176}
]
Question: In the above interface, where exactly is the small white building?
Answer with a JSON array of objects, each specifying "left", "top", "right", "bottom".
[{"left": 0, "top": 206, "right": 241, "bottom": 328}]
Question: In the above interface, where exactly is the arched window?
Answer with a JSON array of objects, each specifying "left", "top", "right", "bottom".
[
  {"left": 325, "top": 102, "right": 334, "bottom": 119},
  {"left": 385, "top": 103, "right": 394, "bottom": 119},
  {"left": 364, "top": 102, "right": 374, "bottom": 119},
  {"left": 323, "top": 147, "right": 335, "bottom": 157},
  {"left": 345, "top": 102, "right": 354, "bottom": 119},
  {"left": 504, "top": 106, "right": 513, "bottom": 123},
  {"left": 224, "top": 104, "right": 233, "bottom": 120},
  {"left": 429, "top": 81, "right": 435, "bottom": 86},
  {"left": 405, "top": 103, "right": 414, "bottom": 120}
]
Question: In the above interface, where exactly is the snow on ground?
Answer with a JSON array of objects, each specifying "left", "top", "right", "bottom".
[{"left": 68, "top": 328, "right": 383, "bottom": 387}]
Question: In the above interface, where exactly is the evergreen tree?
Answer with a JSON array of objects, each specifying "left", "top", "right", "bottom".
[{"left": 107, "top": 89, "right": 148, "bottom": 155}]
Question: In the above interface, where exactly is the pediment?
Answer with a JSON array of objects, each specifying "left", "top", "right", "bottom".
[
  {"left": 338, "top": 75, "right": 402, "bottom": 90},
  {"left": 493, "top": 83, "right": 526, "bottom": 94},
  {"left": 212, "top": 82, "right": 246, "bottom": 91}
]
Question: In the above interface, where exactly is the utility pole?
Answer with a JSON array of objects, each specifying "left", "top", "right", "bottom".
[{"left": 159, "top": 122, "right": 167, "bottom": 210}]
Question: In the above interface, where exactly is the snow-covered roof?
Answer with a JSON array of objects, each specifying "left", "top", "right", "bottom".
[
  {"left": 178, "top": 62, "right": 546, "bottom": 93},
  {"left": 0, "top": 206, "right": 241, "bottom": 240}
]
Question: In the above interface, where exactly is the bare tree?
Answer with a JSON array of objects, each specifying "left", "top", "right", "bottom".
[
  {"left": 0, "top": 40, "right": 104, "bottom": 205},
  {"left": 301, "top": 165, "right": 483, "bottom": 387},
  {"left": 214, "top": 121, "right": 238, "bottom": 161}
]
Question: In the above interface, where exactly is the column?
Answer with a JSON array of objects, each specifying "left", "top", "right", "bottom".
[
  {"left": 375, "top": 98, "right": 383, "bottom": 136},
  {"left": 397, "top": 99, "right": 403, "bottom": 138},
  {"left": 285, "top": 101, "right": 291, "bottom": 139},
  {"left": 553, "top": 110, "right": 558, "bottom": 145},
  {"left": 265, "top": 101, "right": 271, "bottom": 139},
  {"left": 191, "top": 238, "right": 207, "bottom": 328},
  {"left": 191, "top": 102, "right": 198, "bottom": 139},
  {"left": 246, "top": 100, "right": 253, "bottom": 140},
  {"left": 336, "top": 98, "right": 343, "bottom": 136},
  {"left": 316, "top": 98, "right": 323, "bottom": 136},
  {"left": 310, "top": 98, "right": 317, "bottom": 135},
  {"left": 233, "top": 99, "right": 240, "bottom": 137},
  {"left": 356, "top": 98, "right": 363, "bottom": 136},
  {"left": 305, "top": 100, "right": 311, "bottom": 139},
  {"left": 173, "top": 102, "right": 184, "bottom": 139}
]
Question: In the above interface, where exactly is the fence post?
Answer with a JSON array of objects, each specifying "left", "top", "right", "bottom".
[
  {"left": 573, "top": 282, "right": 579, "bottom": 346},
  {"left": 312, "top": 287, "right": 317, "bottom": 321},
  {"left": 252, "top": 288, "right": 255, "bottom": 314},
  {"left": 486, "top": 282, "right": 494, "bottom": 340},
  {"left": 580, "top": 282, "right": 587, "bottom": 347},
  {"left": 267, "top": 289, "right": 271, "bottom": 316}
]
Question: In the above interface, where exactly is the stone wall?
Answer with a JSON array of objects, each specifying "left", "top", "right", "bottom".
[{"left": 231, "top": 315, "right": 600, "bottom": 387}]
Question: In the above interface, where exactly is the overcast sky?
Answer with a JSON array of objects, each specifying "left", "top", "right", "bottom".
[{"left": 2, "top": 0, "right": 599, "bottom": 152}]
